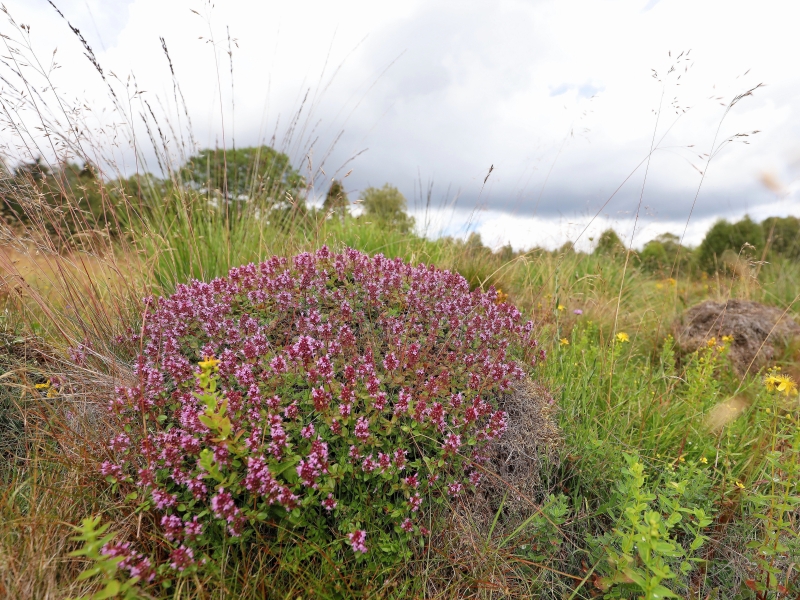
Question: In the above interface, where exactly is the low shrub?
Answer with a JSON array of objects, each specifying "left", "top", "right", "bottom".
[{"left": 102, "top": 247, "right": 541, "bottom": 586}]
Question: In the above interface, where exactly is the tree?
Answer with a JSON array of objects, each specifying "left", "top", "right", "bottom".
[
  {"left": 180, "top": 146, "right": 304, "bottom": 203},
  {"left": 762, "top": 216, "right": 800, "bottom": 259},
  {"left": 640, "top": 232, "right": 691, "bottom": 274},
  {"left": 323, "top": 179, "right": 349, "bottom": 216},
  {"left": 359, "top": 184, "right": 414, "bottom": 233},
  {"left": 0, "top": 159, "right": 119, "bottom": 242},
  {"left": 594, "top": 229, "right": 626, "bottom": 256},
  {"left": 697, "top": 216, "right": 764, "bottom": 272}
]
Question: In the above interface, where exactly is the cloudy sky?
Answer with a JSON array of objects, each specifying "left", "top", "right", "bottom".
[{"left": 2, "top": 0, "right": 799, "bottom": 250}]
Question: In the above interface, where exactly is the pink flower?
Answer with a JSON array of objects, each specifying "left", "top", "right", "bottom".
[
  {"left": 393, "top": 448, "right": 407, "bottom": 471},
  {"left": 378, "top": 452, "right": 392, "bottom": 472},
  {"left": 394, "top": 389, "right": 411, "bottom": 416},
  {"left": 447, "top": 482, "right": 464, "bottom": 496},
  {"left": 210, "top": 488, "right": 239, "bottom": 523},
  {"left": 161, "top": 514, "right": 184, "bottom": 541},
  {"left": 100, "top": 462, "right": 124, "bottom": 481},
  {"left": 347, "top": 530, "right": 368, "bottom": 554},
  {"left": 152, "top": 488, "right": 177, "bottom": 510},
  {"left": 284, "top": 401, "right": 299, "bottom": 419},
  {"left": 184, "top": 516, "right": 203, "bottom": 540},
  {"left": 400, "top": 518, "right": 414, "bottom": 533},
  {"left": 442, "top": 433, "right": 461, "bottom": 456},
  {"left": 169, "top": 545, "right": 195, "bottom": 571},
  {"left": 383, "top": 352, "right": 399, "bottom": 371},
  {"left": 361, "top": 455, "right": 378, "bottom": 473},
  {"left": 322, "top": 494, "right": 337, "bottom": 511},
  {"left": 403, "top": 473, "right": 419, "bottom": 489},
  {"left": 354, "top": 416, "right": 370, "bottom": 441},
  {"left": 296, "top": 439, "right": 329, "bottom": 488}
]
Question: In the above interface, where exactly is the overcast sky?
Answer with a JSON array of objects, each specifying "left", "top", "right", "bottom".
[{"left": 2, "top": 0, "right": 799, "bottom": 250}]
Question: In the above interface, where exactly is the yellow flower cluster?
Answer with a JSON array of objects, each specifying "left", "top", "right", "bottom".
[
  {"left": 34, "top": 379, "right": 58, "bottom": 398},
  {"left": 198, "top": 356, "right": 220, "bottom": 373},
  {"left": 616, "top": 332, "right": 629, "bottom": 343},
  {"left": 764, "top": 367, "right": 798, "bottom": 397}
]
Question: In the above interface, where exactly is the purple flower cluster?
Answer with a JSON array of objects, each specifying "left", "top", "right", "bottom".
[{"left": 105, "top": 247, "right": 539, "bottom": 569}]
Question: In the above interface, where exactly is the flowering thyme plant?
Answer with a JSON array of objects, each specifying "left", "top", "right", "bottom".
[{"left": 104, "top": 247, "right": 540, "bottom": 576}]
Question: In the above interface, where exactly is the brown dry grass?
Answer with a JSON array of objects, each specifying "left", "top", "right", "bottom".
[{"left": 0, "top": 336, "right": 137, "bottom": 600}]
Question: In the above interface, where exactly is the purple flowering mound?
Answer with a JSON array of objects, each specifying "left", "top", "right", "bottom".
[{"left": 106, "top": 247, "right": 541, "bottom": 579}]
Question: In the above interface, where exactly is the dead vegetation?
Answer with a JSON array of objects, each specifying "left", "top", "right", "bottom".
[{"left": 672, "top": 298, "right": 800, "bottom": 376}]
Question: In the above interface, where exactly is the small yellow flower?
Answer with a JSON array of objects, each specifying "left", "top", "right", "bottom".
[
  {"left": 34, "top": 380, "right": 51, "bottom": 390},
  {"left": 655, "top": 283, "right": 664, "bottom": 290},
  {"left": 764, "top": 371, "right": 798, "bottom": 396},
  {"left": 699, "top": 457, "right": 708, "bottom": 464},
  {"left": 198, "top": 356, "right": 220, "bottom": 372},
  {"left": 616, "top": 332, "right": 629, "bottom": 343},
  {"left": 557, "top": 304, "right": 566, "bottom": 312},
  {"left": 495, "top": 288, "right": 509, "bottom": 304},
  {"left": 706, "top": 337, "right": 717, "bottom": 348},
  {"left": 560, "top": 338, "right": 570, "bottom": 346},
  {"left": 721, "top": 335, "right": 734, "bottom": 344},
  {"left": 667, "top": 277, "right": 677, "bottom": 286},
  {"left": 679, "top": 456, "right": 685, "bottom": 463},
  {"left": 734, "top": 480, "right": 746, "bottom": 490}
]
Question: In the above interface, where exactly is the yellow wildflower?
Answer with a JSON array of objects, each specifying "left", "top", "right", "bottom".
[
  {"left": 557, "top": 304, "right": 566, "bottom": 312},
  {"left": 198, "top": 356, "right": 220, "bottom": 372},
  {"left": 34, "top": 380, "right": 51, "bottom": 390},
  {"left": 699, "top": 457, "right": 708, "bottom": 464},
  {"left": 668, "top": 277, "right": 677, "bottom": 286},
  {"left": 734, "top": 480, "right": 746, "bottom": 490},
  {"left": 764, "top": 371, "right": 798, "bottom": 396},
  {"left": 706, "top": 337, "right": 717, "bottom": 348},
  {"left": 495, "top": 288, "right": 509, "bottom": 304},
  {"left": 616, "top": 332, "right": 629, "bottom": 343},
  {"left": 721, "top": 335, "right": 734, "bottom": 344},
  {"left": 560, "top": 338, "right": 570, "bottom": 346},
  {"left": 655, "top": 283, "right": 663, "bottom": 290}
]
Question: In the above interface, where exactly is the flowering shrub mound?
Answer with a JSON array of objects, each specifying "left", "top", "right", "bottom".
[{"left": 105, "top": 247, "right": 541, "bottom": 578}]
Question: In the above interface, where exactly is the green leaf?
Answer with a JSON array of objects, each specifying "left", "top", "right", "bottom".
[
  {"left": 94, "top": 580, "right": 121, "bottom": 600},
  {"left": 648, "top": 583, "right": 680, "bottom": 598}
]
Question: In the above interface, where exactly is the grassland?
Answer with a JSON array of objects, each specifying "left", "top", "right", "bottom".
[{"left": 1, "top": 193, "right": 799, "bottom": 598}]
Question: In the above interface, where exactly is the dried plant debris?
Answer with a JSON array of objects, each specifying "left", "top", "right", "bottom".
[{"left": 672, "top": 299, "right": 800, "bottom": 375}]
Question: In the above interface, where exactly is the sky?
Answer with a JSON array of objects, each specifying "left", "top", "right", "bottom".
[{"left": 1, "top": 0, "right": 799, "bottom": 250}]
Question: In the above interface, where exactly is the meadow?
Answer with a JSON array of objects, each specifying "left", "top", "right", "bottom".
[{"left": 0, "top": 12, "right": 799, "bottom": 599}]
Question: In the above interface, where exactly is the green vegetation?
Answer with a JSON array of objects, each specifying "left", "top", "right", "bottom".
[
  {"left": 3, "top": 162, "right": 799, "bottom": 597},
  {"left": 0, "top": 27, "right": 798, "bottom": 596},
  {"left": 359, "top": 183, "right": 415, "bottom": 233}
]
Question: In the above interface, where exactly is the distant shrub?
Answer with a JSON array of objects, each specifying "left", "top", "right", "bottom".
[
  {"left": 593, "top": 229, "right": 626, "bottom": 257},
  {"left": 359, "top": 184, "right": 415, "bottom": 233},
  {"left": 697, "top": 216, "right": 764, "bottom": 273},
  {"left": 639, "top": 233, "right": 691, "bottom": 275},
  {"left": 762, "top": 215, "right": 800, "bottom": 259},
  {"left": 104, "top": 248, "right": 539, "bottom": 582},
  {"left": 322, "top": 179, "right": 349, "bottom": 216}
]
